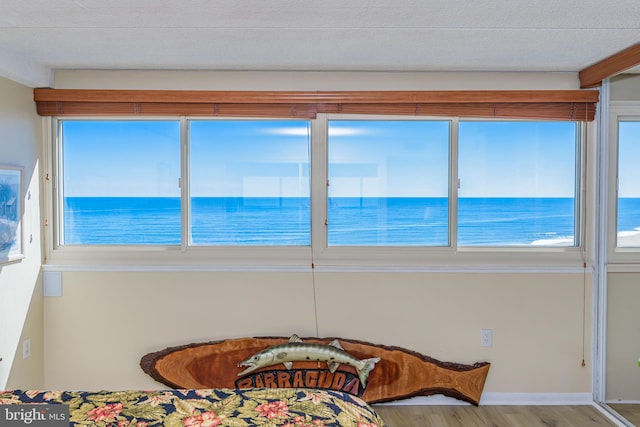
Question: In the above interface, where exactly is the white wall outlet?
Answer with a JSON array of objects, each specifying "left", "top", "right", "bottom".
[
  {"left": 481, "top": 329, "right": 493, "bottom": 347},
  {"left": 22, "top": 338, "right": 31, "bottom": 359}
]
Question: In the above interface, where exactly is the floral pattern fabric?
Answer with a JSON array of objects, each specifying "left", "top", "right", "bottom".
[{"left": 0, "top": 388, "right": 386, "bottom": 427}]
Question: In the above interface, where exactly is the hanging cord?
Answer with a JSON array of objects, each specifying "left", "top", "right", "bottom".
[
  {"left": 308, "top": 120, "right": 320, "bottom": 337},
  {"left": 581, "top": 258, "right": 587, "bottom": 367},
  {"left": 579, "top": 117, "right": 587, "bottom": 368},
  {"left": 311, "top": 260, "right": 320, "bottom": 337}
]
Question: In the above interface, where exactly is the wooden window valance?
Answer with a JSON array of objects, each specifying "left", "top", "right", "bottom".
[
  {"left": 33, "top": 89, "right": 599, "bottom": 121},
  {"left": 579, "top": 42, "right": 640, "bottom": 89}
]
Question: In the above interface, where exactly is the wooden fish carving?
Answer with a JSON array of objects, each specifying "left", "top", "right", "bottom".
[
  {"left": 141, "top": 336, "right": 490, "bottom": 405},
  {"left": 237, "top": 334, "right": 380, "bottom": 387}
]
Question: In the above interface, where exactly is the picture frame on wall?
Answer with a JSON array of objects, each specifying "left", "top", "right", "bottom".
[{"left": 0, "top": 165, "right": 23, "bottom": 264}]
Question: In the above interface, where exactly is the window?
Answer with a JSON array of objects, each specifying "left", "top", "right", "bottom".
[
  {"left": 458, "top": 121, "right": 579, "bottom": 246},
  {"left": 60, "top": 119, "right": 310, "bottom": 247},
  {"left": 60, "top": 120, "right": 181, "bottom": 245},
  {"left": 616, "top": 120, "right": 640, "bottom": 248},
  {"left": 327, "top": 120, "right": 450, "bottom": 246},
  {"left": 189, "top": 120, "right": 311, "bottom": 245},
  {"left": 51, "top": 113, "right": 585, "bottom": 265}
]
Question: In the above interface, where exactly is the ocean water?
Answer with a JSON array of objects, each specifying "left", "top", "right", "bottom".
[
  {"left": 62, "top": 196, "right": 637, "bottom": 246},
  {"left": 618, "top": 198, "right": 640, "bottom": 234},
  {"left": 327, "top": 197, "right": 575, "bottom": 246}
]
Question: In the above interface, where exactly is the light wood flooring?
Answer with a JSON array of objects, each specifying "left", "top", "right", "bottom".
[
  {"left": 373, "top": 404, "right": 619, "bottom": 427},
  {"left": 609, "top": 404, "right": 640, "bottom": 426}
]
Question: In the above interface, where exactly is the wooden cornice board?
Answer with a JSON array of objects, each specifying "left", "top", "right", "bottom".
[{"left": 141, "top": 336, "right": 490, "bottom": 405}]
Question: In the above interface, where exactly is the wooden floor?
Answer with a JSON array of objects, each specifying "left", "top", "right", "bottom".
[
  {"left": 609, "top": 404, "right": 640, "bottom": 426},
  {"left": 373, "top": 405, "right": 619, "bottom": 427}
]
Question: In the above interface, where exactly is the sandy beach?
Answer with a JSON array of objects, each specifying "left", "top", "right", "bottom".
[
  {"left": 530, "top": 229, "right": 640, "bottom": 247},
  {"left": 617, "top": 229, "right": 640, "bottom": 247}
]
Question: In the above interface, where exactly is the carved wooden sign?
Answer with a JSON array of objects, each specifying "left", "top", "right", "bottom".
[{"left": 140, "top": 336, "right": 490, "bottom": 405}]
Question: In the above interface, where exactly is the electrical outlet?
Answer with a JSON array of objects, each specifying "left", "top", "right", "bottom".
[
  {"left": 481, "top": 329, "right": 493, "bottom": 347},
  {"left": 23, "top": 339, "right": 31, "bottom": 359}
]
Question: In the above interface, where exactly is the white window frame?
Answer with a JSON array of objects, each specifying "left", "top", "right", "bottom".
[
  {"left": 607, "top": 101, "right": 640, "bottom": 269},
  {"left": 313, "top": 115, "right": 587, "bottom": 269},
  {"left": 42, "top": 114, "right": 589, "bottom": 271},
  {"left": 185, "top": 117, "right": 313, "bottom": 248},
  {"left": 454, "top": 118, "right": 586, "bottom": 250}
]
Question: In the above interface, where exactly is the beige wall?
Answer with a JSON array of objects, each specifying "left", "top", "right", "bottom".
[
  {"left": 44, "top": 271, "right": 593, "bottom": 394},
  {"left": 36, "top": 70, "right": 594, "bottom": 397},
  {"left": 6, "top": 280, "right": 44, "bottom": 389},
  {"left": 606, "top": 273, "right": 640, "bottom": 401},
  {"left": 0, "top": 76, "right": 44, "bottom": 389},
  {"left": 611, "top": 74, "right": 640, "bottom": 101},
  {"left": 53, "top": 70, "right": 582, "bottom": 91}
]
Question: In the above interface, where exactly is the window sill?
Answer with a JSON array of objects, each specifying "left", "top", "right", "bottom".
[{"left": 43, "top": 245, "right": 589, "bottom": 273}]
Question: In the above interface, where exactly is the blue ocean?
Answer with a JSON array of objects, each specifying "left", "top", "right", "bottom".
[{"left": 62, "top": 197, "right": 640, "bottom": 246}]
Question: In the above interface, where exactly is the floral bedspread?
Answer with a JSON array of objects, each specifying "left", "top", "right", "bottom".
[{"left": 0, "top": 388, "right": 386, "bottom": 427}]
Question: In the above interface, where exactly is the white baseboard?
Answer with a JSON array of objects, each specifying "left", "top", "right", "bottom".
[
  {"left": 480, "top": 392, "right": 594, "bottom": 405},
  {"left": 377, "top": 392, "right": 594, "bottom": 406}
]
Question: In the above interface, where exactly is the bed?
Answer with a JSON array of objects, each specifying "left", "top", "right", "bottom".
[{"left": 0, "top": 387, "right": 386, "bottom": 426}]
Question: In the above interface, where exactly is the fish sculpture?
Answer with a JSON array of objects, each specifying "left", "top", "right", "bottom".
[
  {"left": 237, "top": 334, "right": 380, "bottom": 387},
  {"left": 141, "top": 336, "right": 491, "bottom": 405}
]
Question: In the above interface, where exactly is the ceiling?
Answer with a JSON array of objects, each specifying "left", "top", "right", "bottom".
[{"left": 1, "top": 0, "right": 639, "bottom": 88}]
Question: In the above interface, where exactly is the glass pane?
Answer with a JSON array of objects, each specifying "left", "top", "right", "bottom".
[
  {"left": 327, "top": 120, "right": 450, "bottom": 246},
  {"left": 617, "top": 121, "right": 640, "bottom": 247},
  {"left": 458, "top": 121, "right": 577, "bottom": 246},
  {"left": 189, "top": 120, "right": 311, "bottom": 245},
  {"left": 61, "top": 120, "right": 181, "bottom": 245}
]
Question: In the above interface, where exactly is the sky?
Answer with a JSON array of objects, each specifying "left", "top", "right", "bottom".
[
  {"left": 618, "top": 121, "right": 640, "bottom": 198},
  {"left": 63, "top": 120, "right": 181, "bottom": 197},
  {"left": 458, "top": 121, "right": 577, "bottom": 198},
  {"left": 60, "top": 118, "right": 604, "bottom": 198}
]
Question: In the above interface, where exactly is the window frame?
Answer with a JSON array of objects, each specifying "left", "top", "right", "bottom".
[
  {"left": 185, "top": 117, "right": 313, "bottom": 248},
  {"left": 608, "top": 101, "right": 640, "bottom": 267},
  {"left": 43, "top": 114, "right": 589, "bottom": 270},
  {"left": 56, "top": 117, "right": 184, "bottom": 247},
  {"left": 313, "top": 115, "right": 586, "bottom": 269},
  {"left": 455, "top": 118, "right": 585, "bottom": 249},
  {"left": 323, "top": 115, "right": 454, "bottom": 248}
]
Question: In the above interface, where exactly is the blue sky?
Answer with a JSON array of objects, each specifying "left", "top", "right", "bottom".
[
  {"left": 190, "top": 120, "right": 310, "bottom": 197},
  {"left": 459, "top": 121, "right": 577, "bottom": 197},
  {"left": 328, "top": 120, "right": 449, "bottom": 197},
  {"left": 63, "top": 120, "right": 181, "bottom": 197},
  {"left": 618, "top": 121, "right": 640, "bottom": 198},
  {"left": 62, "top": 119, "right": 588, "bottom": 198}
]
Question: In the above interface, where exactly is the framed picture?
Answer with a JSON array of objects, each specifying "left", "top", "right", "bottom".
[{"left": 0, "top": 165, "right": 23, "bottom": 263}]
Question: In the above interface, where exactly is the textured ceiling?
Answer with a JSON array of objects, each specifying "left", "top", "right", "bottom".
[{"left": 1, "top": 0, "right": 639, "bottom": 87}]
